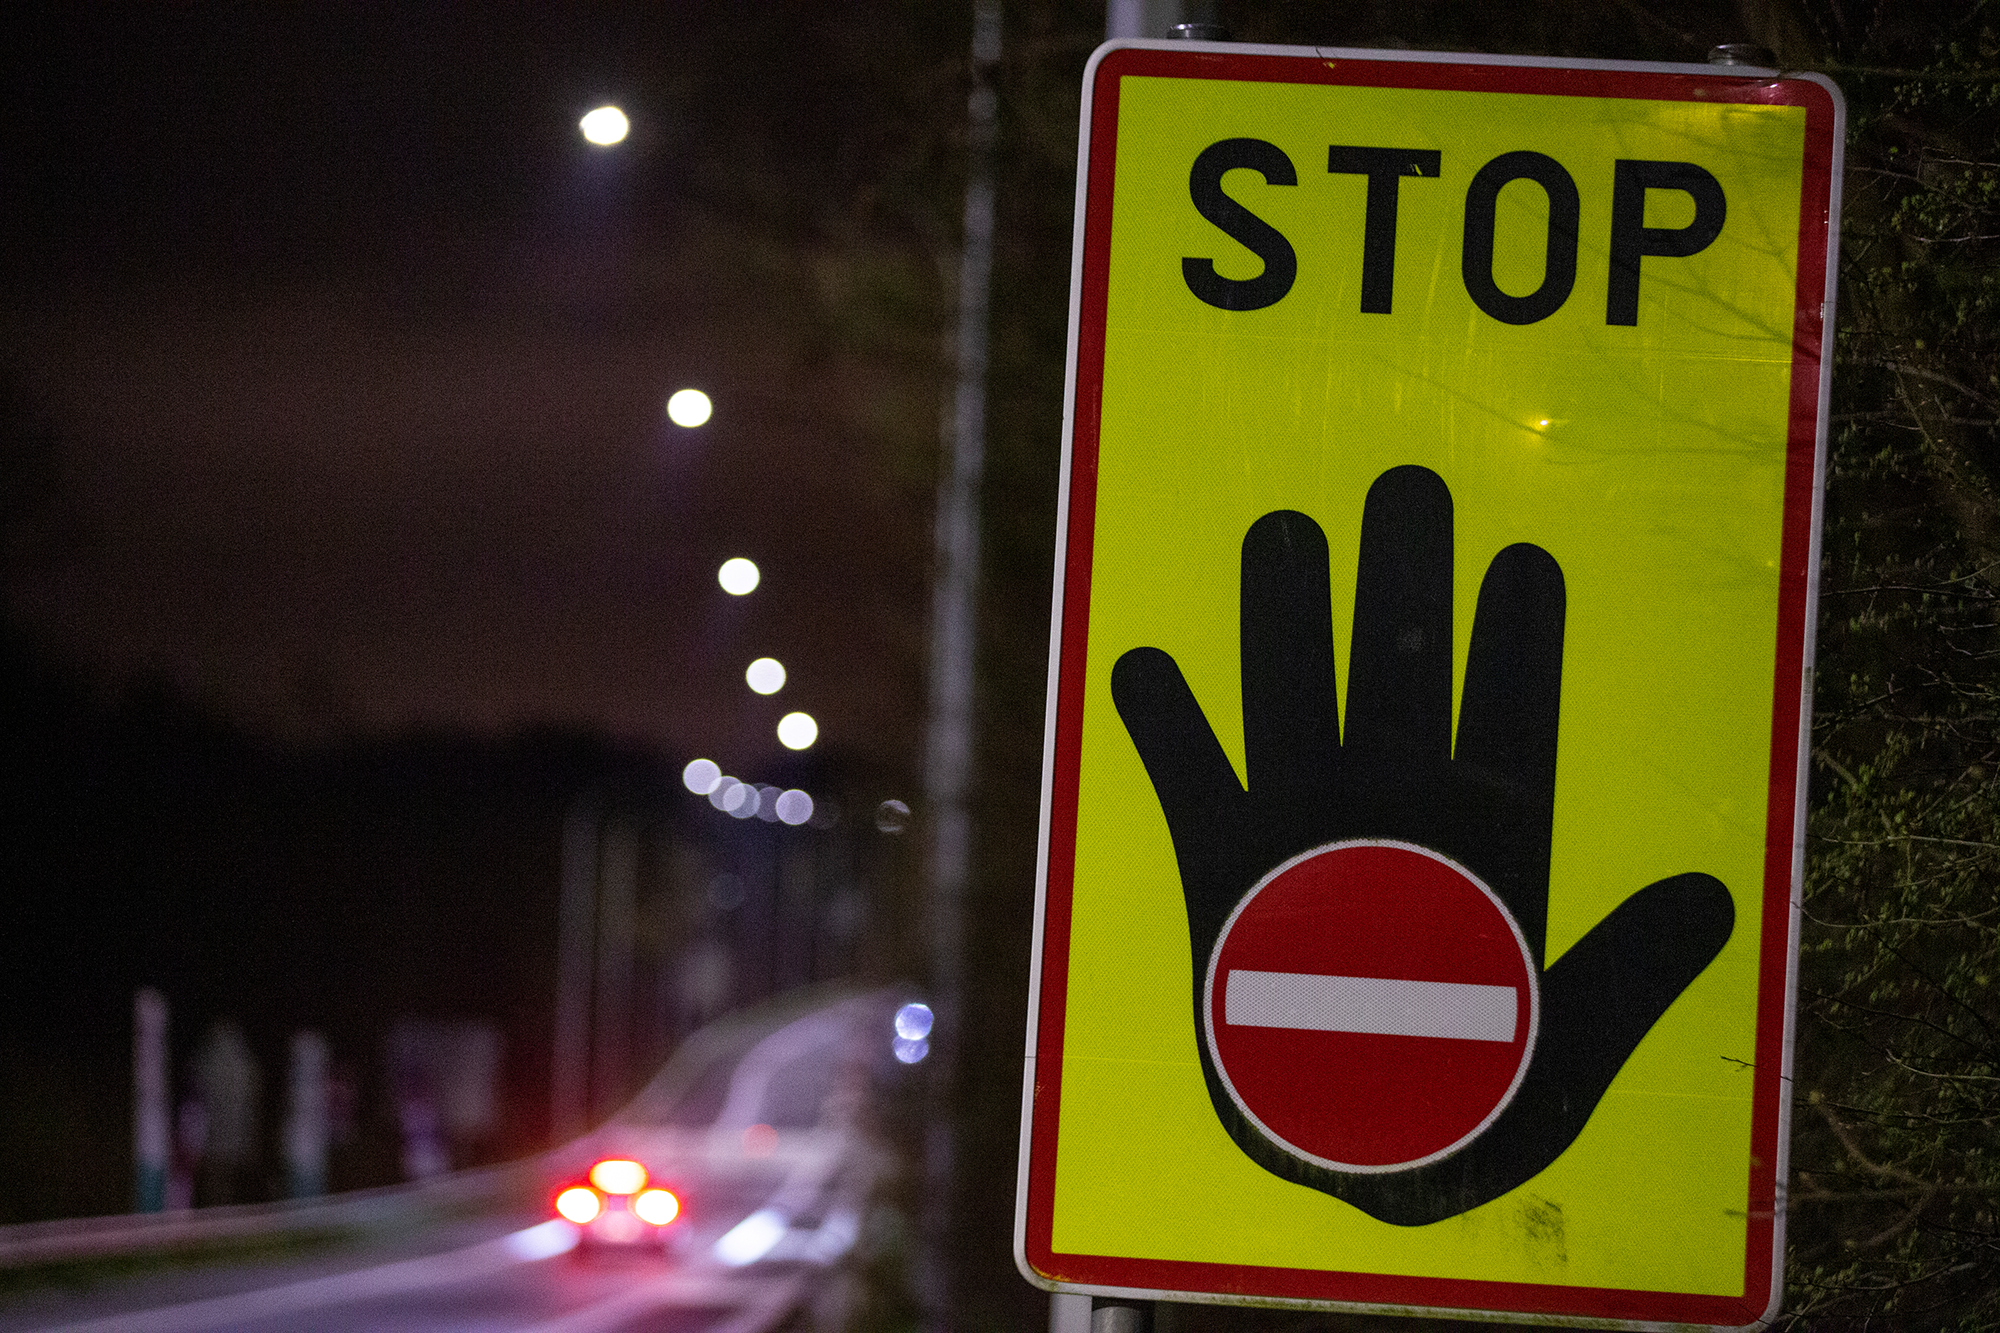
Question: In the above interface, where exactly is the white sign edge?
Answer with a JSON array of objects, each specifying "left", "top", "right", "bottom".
[{"left": 1010, "top": 25, "right": 1109, "bottom": 1294}]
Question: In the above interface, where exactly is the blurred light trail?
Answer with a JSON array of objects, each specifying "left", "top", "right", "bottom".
[
  {"left": 33, "top": 1218, "right": 581, "bottom": 1331},
  {"left": 505, "top": 1219, "right": 581, "bottom": 1260},
  {"left": 683, "top": 758, "right": 723, "bottom": 794},
  {"left": 667, "top": 388, "right": 713, "bottom": 426},
  {"left": 746, "top": 657, "right": 786, "bottom": 694},
  {"left": 718, "top": 558, "right": 760, "bottom": 595},
  {"left": 578, "top": 106, "right": 629, "bottom": 145},
  {"left": 715, "top": 1208, "right": 787, "bottom": 1267},
  {"left": 776, "top": 712, "right": 817, "bottom": 751}
]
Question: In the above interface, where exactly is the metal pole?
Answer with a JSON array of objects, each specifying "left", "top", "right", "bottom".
[
  {"left": 919, "top": 4, "right": 999, "bottom": 1329},
  {"left": 132, "top": 988, "right": 169, "bottom": 1212},
  {"left": 1106, "top": 0, "right": 1186, "bottom": 41},
  {"left": 1090, "top": 1301, "right": 1153, "bottom": 1333},
  {"left": 1050, "top": 1291, "right": 1092, "bottom": 1333},
  {"left": 551, "top": 806, "right": 597, "bottom": 1142}
]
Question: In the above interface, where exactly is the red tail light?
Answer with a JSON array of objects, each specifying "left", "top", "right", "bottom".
[
  {"left": 555, "top": 1186, "right": 602, "bottom": 1223},
  {"left": 633, "top": 1187, "right": 680, "bottom": 1225},
  {"left": 588, "top": 1159, "right": 647, "bottom": 1195}
]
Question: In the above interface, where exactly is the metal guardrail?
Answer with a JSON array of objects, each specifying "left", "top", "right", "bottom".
[{"left": 0, "top": 1151, "right": 535, "bottom": 1271}]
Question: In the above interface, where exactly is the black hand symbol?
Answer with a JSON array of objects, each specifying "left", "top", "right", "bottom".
[{"left": 1109, "top": 465, "right": 1734, "bottom": 1226}]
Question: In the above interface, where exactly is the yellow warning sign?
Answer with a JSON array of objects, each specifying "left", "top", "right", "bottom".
[{"left": 1018, "top": 42, "right": 1841, "bottom": 1329}]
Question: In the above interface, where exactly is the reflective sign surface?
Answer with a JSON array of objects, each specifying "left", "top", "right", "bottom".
[{"left": 1019, "top": 42, "right": 1841, "bottom": 1329}]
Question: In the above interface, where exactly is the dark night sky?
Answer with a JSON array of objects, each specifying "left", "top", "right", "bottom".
[
  {"left": 0, "top": 3, "right": 956, "bottom": 782},
  {"left": 0, "top": 6, "right": 967, "bottom": 1219}
]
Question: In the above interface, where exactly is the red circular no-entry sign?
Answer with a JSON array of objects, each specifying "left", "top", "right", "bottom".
[{"left": 1204, "top": 840, "right": 1537, "bottom": 1171}]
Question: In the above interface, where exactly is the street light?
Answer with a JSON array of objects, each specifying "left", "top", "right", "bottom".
[
  {"left": 745, "top": 657, "right": 785, "bottom": 695},
  {"left": 579, "top": 106, "right": 629, "bottom": 146},
  {"left": 777, "top": 712, "right": 817, "bottom": 751},
  {"left": 666, "top": 388, "right": 713, "bottom": 427}
]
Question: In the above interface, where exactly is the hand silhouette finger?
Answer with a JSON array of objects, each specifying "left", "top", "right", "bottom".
[
  {"left": 1457, "top": 541, "right": 1565, "bottom": 797},
  {"left": 1344, "top": 466, "right": 1453, "bottom": 761},
  {"left": 1454, "top": 541, "right": 1565, "bottom": 953},
  {"left": 1357, "top": 872, "right": 1736, "bottom": 1222},
  {"left": 1520, "top": 872, "right": 1735, "bottom": 1150},
  {"left": 1112, "top": 647, "right": 1245, "bottom": 853},
  {"left": 1240, "top": 510, "right": 1340, "bottom": 793}
]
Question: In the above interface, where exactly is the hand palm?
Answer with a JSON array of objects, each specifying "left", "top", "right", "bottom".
[{"left": 1111, "top": 465, "right": 1733, "bottom": 1225}]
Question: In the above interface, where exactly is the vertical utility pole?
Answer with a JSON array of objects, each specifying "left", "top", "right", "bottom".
[
  {"left": 593, "top": 823, "right": 638, "bottom": 1118},
  {"left": 552, "top": 806, "right": 598, "bottom": 1143},
  {"left": 132, "top": 988, "right": 169, "bottom": 1213},
  {"left": 919, "top": 3, "right": 999, "bottom": 1329},
  {"left": 1105, "top": 0, "right": 1186, "bottom": 40}
]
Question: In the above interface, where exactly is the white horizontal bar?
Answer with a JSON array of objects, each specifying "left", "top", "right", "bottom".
[{"left": 1224, "top": 970, "right": 1517, "bottom": 1042}]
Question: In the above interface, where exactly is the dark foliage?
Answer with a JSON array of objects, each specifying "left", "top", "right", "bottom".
[{"left": 1783, "top": 4, "right": 2000, "bottom": 1328}]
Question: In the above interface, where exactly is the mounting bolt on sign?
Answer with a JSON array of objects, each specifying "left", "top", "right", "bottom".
[{"left": 1017, "top": 38, "right": 1840, "bottom": 1332}]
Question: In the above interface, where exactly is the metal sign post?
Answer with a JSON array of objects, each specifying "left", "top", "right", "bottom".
[{"left": 1017, "top": 39, "right": 1841, "bottom": 1329}]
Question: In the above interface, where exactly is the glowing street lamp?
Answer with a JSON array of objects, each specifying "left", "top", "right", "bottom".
[
  {"left": 777, "top": 712, "right": 818, "bottom": 751},
  {"left": 666, "top": 388, "right": 713, "bottom": 427},
  {"left": 579, "top": 106, "right": 629, "bottom": 146},
  {"left": 745, "top": 657, "right": 785, "bottom": 695}
]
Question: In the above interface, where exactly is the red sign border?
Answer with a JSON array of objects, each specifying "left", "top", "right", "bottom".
[{"left": 1017, "top": 40, "right": 1841, "bottom": 1331}]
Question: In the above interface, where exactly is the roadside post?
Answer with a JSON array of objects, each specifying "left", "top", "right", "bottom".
[
  {"left": 284, "top": 1030, "right": 330, "bottom": 1198},
  {"left": 1017, "top": 39, "right": 1841, "bottom": 1328},
  {"left": 133, "top": 987, "right": 169, "bottom": 1213}
]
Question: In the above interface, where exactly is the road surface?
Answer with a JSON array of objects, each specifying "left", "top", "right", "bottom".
[{"left": 0, "top": 990, "right": 902, "bottom": 1333}]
